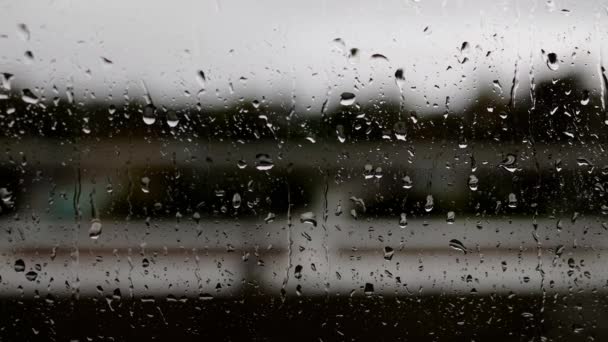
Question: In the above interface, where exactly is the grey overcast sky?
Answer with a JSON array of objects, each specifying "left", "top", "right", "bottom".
[{"left": 0, "top": 0, "right": 605, "bottom": 114}]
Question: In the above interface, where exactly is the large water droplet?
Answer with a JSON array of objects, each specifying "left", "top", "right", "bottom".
[
  {"left": 468, "top": 175, "right": 479, "bottom": 191},
  {"left": 340, "top": 92, "right": 356, "bottom": 106},
  {"left": 446, "top": 211, "right": 455, "bottom": 224},
  {"left": 166, "top": 111, "right": 179, "bottom": 127},
  {"left": 395, "top": 68, "right": 405, "bottom": 91},
  {"left": 546, "top": 52, "right": 559, "bottom": 71},
  {"left": 142, "top": 104, "right": 157, "bottom": 125},
  {"left": 89, "top": 219, "right": 102, "bottom": 239},
  {"left": 424, "top": 194, "right": 434, "bottom": 212},
  {"left": 508, "top": 193, "right": 518, "bottom": 208},
  {"left": 364, "top": 283, "right": 374, "bottom": 295},
  {"left": 294, "top": 265, "right": 303, "bottom": 279},
  {"left": 196, "top": 70, "right": 206, "bottom": 89},
  {"left": 499, "top": 154, "right": 517, "bottom": 173},
  {"left": 140, "top": 176, "right": 151, "bottom": 193},
  {"left": 402, "top": 176, "right": 413, "bottom": 189},
  {"left": 21, "top": 89, "right": 39, "bottom": 104},
  {"left": 232, "top": 193, "right": 242, "bottom": 209},
  {"left": 399, "top": 213, "right": 407, "bottom": 228},
  {"left": 336, "top": 124, "right": 346, "bottom": 143},
  {"left": 300, "top": 212, "right": 317, "bottom": 226},
  {"left": 255, "top": 154, "right": 274, "bottom": 171},
  {"left": 17, "top": 23, "right": 30, "bottom": 41},
  {"left": 383, "top": 246, "right": 394, "bottom": 260},
  {"left": 25, "top": 271, "right": 38, "bottom": 281},
  {"left": 449, "top": 239, "right": 467, "bottom": 254},
  {"left": 14, "top": 259, "right": 25, "bottom": 272}
]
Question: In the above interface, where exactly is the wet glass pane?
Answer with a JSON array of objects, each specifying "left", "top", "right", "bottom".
[{"left": 0, "top": 0, "right": 607, "bottom": 340}]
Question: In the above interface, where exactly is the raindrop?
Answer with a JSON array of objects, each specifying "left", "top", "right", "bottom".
[
  {"left": 0, "top": 188, "right": 13, "bottom": 205},
  {"left": 25, "top": 271, "right": 38, "bottom": 281},
  {"left": 402, "top": 176, "right": 413, "bottom": 189},
  {"left": 446, "top": 211, "right": 455, "bottom": 224},
  {"left": 508, "top": 193, "right": 517, "bottom": 208},
  {"left": 364, "top": 283, "right": 374, "bottom": 295},
  {"left": 581, "top": 90, "right": 590, "bottom": 105},
  {"left": 264, "top": 212, "right": 276, "bottom": 223},
  {"left": 348, "top": 48, "right": 360, "bottom": 64},
  {"left": 21, "top": 89, "right": 39, "bottom": 104},
  {"left": 499, "top": 154, "right": 517, "bottom": 173},
  {"left": 340, "top": 92, "right": 356, "bottom": 106},
  {"left": 554, "top": 159, "right": 562, "bottom": 172},
  {"left": 370, "top": 53, "right": 389, "bottom": 61},
  {"left": 89, "top": 219, "right": 102, "bottom": 239},
  {"left": 300, "top": 212, "right": 317, "bottom": 227},
  {"left": 232, "top": 193, "right": 242, "bottom": 209},
  {"left": 576, "top": 157, "right": 592, "bottom": 167},
  {"left": 424, "top": 194, "right": 434, "bottom": 212},
  {"left": 140, "top": 176, "right": 151, "bottom": 193},
  {"left": 336, "top": 124, "right": 346, "bottom": 143},
  {"left": 383, "top": 246, "right": 394, "bottom": 260},
  {"left": 24, "top": 50, "right": 34, "bottom": 63},
  {"left": 399, "top": 213, "right": 407, "bottom": 228},
  {"left": 255, "top": 154, "right": 274, "bottom": 171},
  {"left": 449, "top": 239, "right": 468, "bottom": 254},
  {"left": 14, "top": 259, "right": 25, "bottom": 272},
  {"left": 166, "top": 111, "right": 179, "bottom": 127},
  {"left": 395, "top": 68, "right": 405, "bottom": 91},
  {"left": 546, "top": 52, "right": 559, "bottom": 71},
  {"left": 468, "top": 175, "right": 479, "bottom": 191},
  {"left": 17, "top": 23, "right": 30, "bottom": 41},
  {"left": 294, "top": 265, "right": 303, "bottom": 279},
  {"left": 101, "top": 57, "right": 113, "bottom": 65},
  {"left": 196, "top": 70, "right": 206, "bottom": 89},
  {"left": 142, "top": 104, "right": 157, "bottom": 125}
]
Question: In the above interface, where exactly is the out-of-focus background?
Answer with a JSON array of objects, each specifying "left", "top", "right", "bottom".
[{"left": 1, "top": 0, "right": 608, "bottom": 340}]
